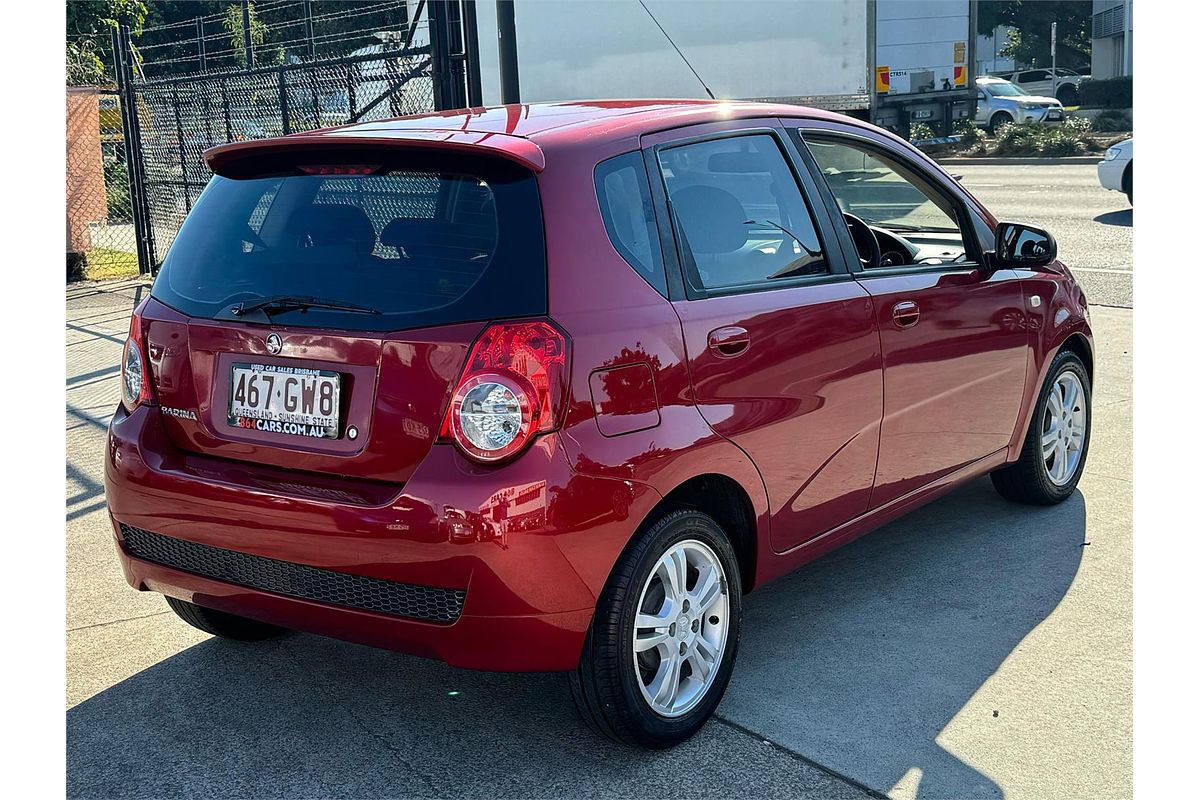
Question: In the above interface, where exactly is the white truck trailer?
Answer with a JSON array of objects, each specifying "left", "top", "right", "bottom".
[{"left": 469, "top": 0, "right": 977, "bottom": 137}]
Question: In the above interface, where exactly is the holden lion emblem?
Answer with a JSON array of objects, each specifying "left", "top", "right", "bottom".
[{"left": 265, "top": 333, "right": 283, "bottom": 355}]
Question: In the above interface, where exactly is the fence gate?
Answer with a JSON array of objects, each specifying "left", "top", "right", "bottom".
[{"left": 113, "top": 0, "right": 478, "bottom": 275}]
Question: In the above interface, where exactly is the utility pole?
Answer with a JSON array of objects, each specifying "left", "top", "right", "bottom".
[
  {"left": 496, "top": 0, "right": 520, "bottom": 104},
  {"left": 1050, "top": 21, "right": 1058, "bottom": 98}
]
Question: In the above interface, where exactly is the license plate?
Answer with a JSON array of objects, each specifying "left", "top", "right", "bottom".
[
  {"left": 228, "top": 363, "right": 341, "bottom": 439},
  {"left": 1047, "top": 111, "right": 1062, "bottom": 120},
  {"left": 912, "top": 109, "right": 933, "bottom": 120}
]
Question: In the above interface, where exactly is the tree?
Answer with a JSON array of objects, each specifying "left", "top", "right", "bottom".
[
  {"left": 978, "top": 1, "right": 1092, "bottom": 71},
  {"left": 66, "top": 0, "right": 149, "bottom": 85}
]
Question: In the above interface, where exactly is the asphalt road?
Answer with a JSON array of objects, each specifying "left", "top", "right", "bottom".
[
  {"left": 66, "top": 164, "right": 1132, "bottom": 799},
  {"left": 950, "top": 162, "right": 1133, "bottom": 309}
]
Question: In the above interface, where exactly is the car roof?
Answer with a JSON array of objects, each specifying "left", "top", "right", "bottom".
[{"left": 205, "top": 99, "right": 856, "bottom": 174}]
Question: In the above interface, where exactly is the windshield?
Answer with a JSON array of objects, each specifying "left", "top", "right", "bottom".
[
  {"left": 151, "top": 157, "right": 546, "bottom": 332},
  {"left": 983, "top": 80, "right": 1029, "bottom": 97}
]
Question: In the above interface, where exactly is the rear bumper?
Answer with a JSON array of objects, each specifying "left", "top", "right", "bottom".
[{"left": 105, "top": 404, "right": 659, "bottom": 671}]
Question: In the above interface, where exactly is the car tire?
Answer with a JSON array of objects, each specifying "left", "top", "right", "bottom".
[
  {"left": 1123, "top": 163, "right": 1132, "bottom": 205},
  {"left": 165, "top": 596, "right": 287, "bottom": 641},
  {"left": 1056, "top": 85, "right": 1079, "bottom": 106},
  {"left": 568, "top": 509, "right": 742, "bottom": 749},
  {"left": 991, "top": 349, "right": 1092, "bottom": 505},
  {"left": 989, "top": 111, "right": 1014, "bottom": 135}
]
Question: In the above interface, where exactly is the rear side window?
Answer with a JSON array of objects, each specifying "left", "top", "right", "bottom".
[
  {"left": 657, "top": 134, "right": 829, "bottom": 293},
  {"left": 152, "top": 154, "right": 545, "bottom": 332},
  {"left": 594, "top": 152, "right": 667, "bottom": 296}
]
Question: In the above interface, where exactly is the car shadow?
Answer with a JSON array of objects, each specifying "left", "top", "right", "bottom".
[
  {"left": 1094, "top": 209, "right": 1131, "bottom": 227},
  {"left": 722, "top": 476, "right": 1086, "bottom": 798},
  {"left": 67, "top": 478, "right": 1084, "bottom": 799}
]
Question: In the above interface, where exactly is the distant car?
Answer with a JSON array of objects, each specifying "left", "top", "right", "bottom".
[
  {"left": 993, "top": 67, "right": 1089, "bottom": 106},
  {"left": 1098, "top": 138, "right": 1132, "bottom": 204},
  {"left": 975, "top": 76, "right": 1066, "bottom": 133}
]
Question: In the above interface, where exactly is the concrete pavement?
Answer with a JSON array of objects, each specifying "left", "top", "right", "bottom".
[
  {"left": 953, "top": 163, "right": 1133, "bottom": 309},
  {"left": 66, "top": 163, "right": 1132, "bottom": 799}
]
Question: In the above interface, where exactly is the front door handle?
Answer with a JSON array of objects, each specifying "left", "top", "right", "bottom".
[
  {"left": 708, "top": 326, "right": 750, "bottom": 358},
  {"left": 892, "top": 300, "right": 920, "bottom": 328}
]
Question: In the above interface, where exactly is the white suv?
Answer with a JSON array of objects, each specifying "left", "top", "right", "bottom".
[
  {"left": 975, "top": 77, "right": 1066, "bottom": 133},
  {"left": 994, "top": 67, "right": 1089, "bottom": 106}
]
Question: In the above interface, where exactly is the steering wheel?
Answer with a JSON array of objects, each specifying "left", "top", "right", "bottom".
[{"left": 843, "top": 213, "right": 881, "bottom": 269}]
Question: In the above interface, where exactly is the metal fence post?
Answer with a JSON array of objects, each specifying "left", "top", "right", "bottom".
[
  {"left": 171, "top": 85, "right": 191, "bottom": 212},
  {"left": 196, "top": 17, "right": 206, "bottom": 72},
  {"left": 303, "top": 0, "right": 316, "bottom": 60},
  {"left": 112, "top": 24, "right": 156, "bottom": 275},
  {"left": 241, "top": 1, "right": 255, "bottom": 69},
  {"left": 279, "top": 68, "right": 290, "bottom": 136}
]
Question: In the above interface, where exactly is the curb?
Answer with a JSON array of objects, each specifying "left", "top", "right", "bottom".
[{"left": 933, "top": 156, "right": 1100, "bottom": 165}]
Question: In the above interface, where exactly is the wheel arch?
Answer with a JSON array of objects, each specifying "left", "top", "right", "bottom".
[
  {"left": 628, "top": 473, "right": 760, "bottom": 594},
  {"left": 1058, "top": 332, "right": 1094, "bottom": 383}
]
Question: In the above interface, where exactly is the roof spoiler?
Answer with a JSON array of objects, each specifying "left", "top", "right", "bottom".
[{"left": 204, "top": 129, "right": 546, "bottom": 176}]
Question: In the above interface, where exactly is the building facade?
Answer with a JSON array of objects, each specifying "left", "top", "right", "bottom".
[{"left": 1091, "top": 1, "right": 1132, "bottom": 78}]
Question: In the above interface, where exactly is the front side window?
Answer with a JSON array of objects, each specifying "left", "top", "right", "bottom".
[
  {"left": 804, "top": 136, "right": 973, "bottom": 269},
  {"left": 657, "top": 134, "right": 828, "bottom": 293}
]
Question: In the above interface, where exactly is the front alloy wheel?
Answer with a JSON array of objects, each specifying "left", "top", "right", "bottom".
[
  {"left": 991, "top": 348, "right": 1091, "bottom": 504},
  {"left": 1041, "top": 371, "right": 1087, "bottom": 486},
  {"left": 569, "top": 509, "right": 742, "bottom": 748}
]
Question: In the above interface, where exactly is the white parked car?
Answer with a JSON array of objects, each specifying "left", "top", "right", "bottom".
[
  {"left": 1097, "top": 138, "right": 1132, "bottom": 205},
  {"left": 993, "top": 67, "right": 1090, "bottom": 106},
  {"left": 974, "top": 76, "right": 1066, "bottom": 133}
]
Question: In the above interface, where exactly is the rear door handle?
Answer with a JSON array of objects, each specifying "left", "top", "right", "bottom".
[
  {"left": 708, "top": 326, "right": 750, "bottom": 357},
  {"left": 892, "top": 300, "right": 920, "bottom": 328}
]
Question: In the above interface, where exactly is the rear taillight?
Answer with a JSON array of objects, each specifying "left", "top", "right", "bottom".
[
  {"left": 120, "top": 299, "right": 155, "bottom": 412},
  {"left": 441, "top": 320, "right": 570, "bottom": 463}
]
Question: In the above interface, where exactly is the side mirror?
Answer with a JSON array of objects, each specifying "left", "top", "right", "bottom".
[{"left": 994, "top": 222, "right": 1057, "bottom": 268}]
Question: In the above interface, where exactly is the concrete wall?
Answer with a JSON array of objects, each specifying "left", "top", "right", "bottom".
[{"left": 66, "top": 88, "right": 108, "bottom": 254}]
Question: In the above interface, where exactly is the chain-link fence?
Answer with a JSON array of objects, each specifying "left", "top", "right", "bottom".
[
  {"left": 68, "top": 2, "right": 474, "bottom": 279},
  {"left": 67, "top": 87, "right": 142, "bottom": 281},
  {"left": 132, "top": 46, "right": 434, "bottom": 259}
]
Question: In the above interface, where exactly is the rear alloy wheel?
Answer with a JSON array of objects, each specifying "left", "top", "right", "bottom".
[
  {"left": 568, "top": 509, "right": 741, "bottom": 748},
  {"left": 991, "top": 349, "right": 1091, "bottom": 504},
  {"left": 1057, "top": 85, "right": 1079, "bottom": 106},
  {"left": 165, "top": 596, "right": 286, "bottom": 641}
]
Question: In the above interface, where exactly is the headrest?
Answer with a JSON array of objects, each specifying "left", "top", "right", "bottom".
[
  {"left": 288, "top": 204, "right": 375, "bottom": 254},
  {"left": 671, "top": 185, "right": 749, "bottom": 254}
]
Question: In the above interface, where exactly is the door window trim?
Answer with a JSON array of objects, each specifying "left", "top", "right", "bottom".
[
  {"left": 641, "top": 125, "right": 857, "bottom": 302},
  {"left": 785, "top": 120, "right": 994, "bottom": 280}
]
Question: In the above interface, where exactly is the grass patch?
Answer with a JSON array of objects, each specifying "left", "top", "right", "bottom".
[{"left": 84, "top": 248, "right": 141, "bottom": 281}]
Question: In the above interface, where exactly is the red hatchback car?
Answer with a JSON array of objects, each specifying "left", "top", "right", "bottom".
[{"left": 105, "top": 100, "right": 1092, "bottom": 748}]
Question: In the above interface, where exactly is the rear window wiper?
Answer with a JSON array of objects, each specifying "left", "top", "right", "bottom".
[{"left": 232, "top": 295, "right": 381, "bottom": 317}]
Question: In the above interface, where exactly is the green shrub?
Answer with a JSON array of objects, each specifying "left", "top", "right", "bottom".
[
  {"left": 908, "top": 122, "right": 937, "bottom": 142},
  {"left": 993, "top": 120, "right": 1094, "bottom": 156},
  {"left": 954, "top": 118, "right": 985, "bottom": 147},
  {"left": 1091, "top": 109, "right": 1132, "bottom": 132},
  {"left": 1079, "top": 77, "right": 1132, "bottom": 109}
]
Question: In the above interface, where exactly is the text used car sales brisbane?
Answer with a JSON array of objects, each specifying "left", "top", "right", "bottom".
[{"left": 105, "top": 100, "right": 1093, "bottom": 749}]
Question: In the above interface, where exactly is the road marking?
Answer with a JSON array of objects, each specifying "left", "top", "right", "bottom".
[{"left": 1069, "top": 267, "right": 1133, "bottom": 274}]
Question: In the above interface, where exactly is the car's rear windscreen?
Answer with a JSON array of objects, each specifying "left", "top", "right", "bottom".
[{"left": 151, "top": 152, "right": 546, "bottom": 332}]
